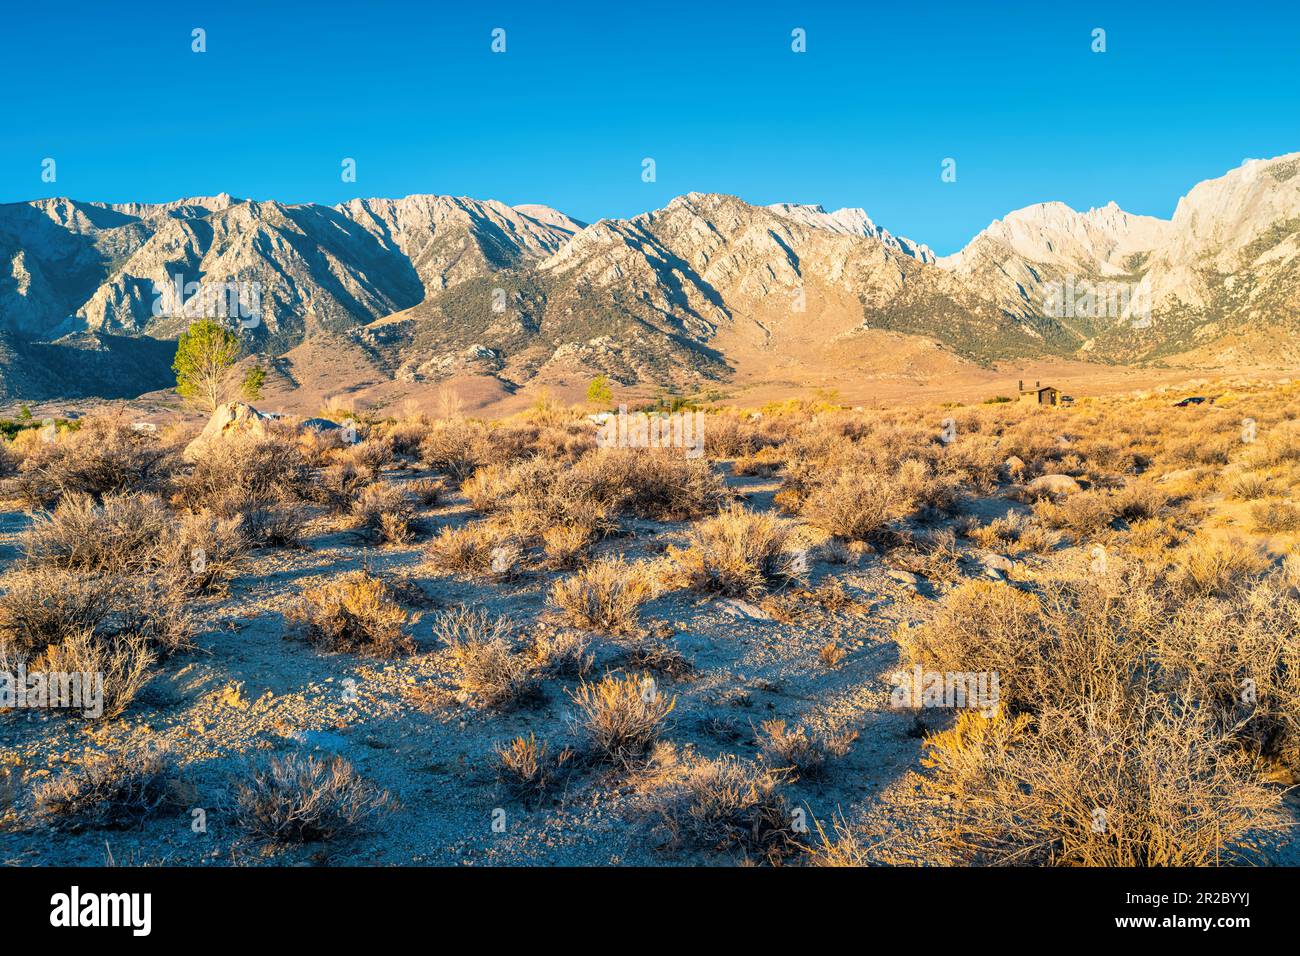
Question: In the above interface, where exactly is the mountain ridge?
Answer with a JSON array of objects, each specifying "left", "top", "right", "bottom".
[{"left": 2, "top": 153, "right": 1297, "bottom": 402}]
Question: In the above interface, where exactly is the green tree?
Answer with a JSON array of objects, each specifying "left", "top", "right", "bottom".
[
  {"left": 586, "top": 374, "right": 613, "bottom": 408},
  {"left": 172, "top": 319, "right": 264, "bottom": 413}
]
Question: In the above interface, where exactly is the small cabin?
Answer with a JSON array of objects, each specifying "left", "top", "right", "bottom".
[{"left": 1017, "top": 380, "right": 1060, "bottom": 406}]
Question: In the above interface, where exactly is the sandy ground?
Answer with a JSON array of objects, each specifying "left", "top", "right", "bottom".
[
  {"left": 5, "top": 356, "right": 1294, "bottom": 431},
  {"left": 2, "top": 454, "right": 1297, "bottom": 867},
  {"left": 0, "top": 468, "right": 922, "bottom": 865}
]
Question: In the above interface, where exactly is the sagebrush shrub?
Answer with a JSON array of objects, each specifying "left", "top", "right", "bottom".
[
  {"left": 350, "top": 482, "right": 418, "bottom": 544},
  {"left": 36, "top": 629, "right": 158, "bottom": 719},
  {"left": 653, "top": 755, "right": 801, "bottom": 862},
  {"left": 289, "top": 572, "right": 416, "bottom": 656},
  {"left": 917, "top": 702, "right": 1280, "bottom": 866},
  {"left": 494, "top": 733, "right": 573, "bottom": 800},
  {"left": 434, "top": 608, "right": 537, "bottom": 708},
  {"left": 35, "top": 746, "right": 176, "bottom": 829},
  {"left": 551, "top": 557, "right": 655, "bottom": 634},
  {"left": 568, "top": 673, "right": 674, "bottom": 767},
  {"left": 797, "top": 472, "right": 914, "bottom": 541},
  {"left": 15, "top": 417, "right": 172, "bottom": 507},
  {"left": 236, "top": 754, "right": 390, "bottom": 843},
  {"left": 671, "top": 505, "right": 804, "bottom": 598},
  {"left": 424, "top": 522, "right": 521, "bottom": 579}
]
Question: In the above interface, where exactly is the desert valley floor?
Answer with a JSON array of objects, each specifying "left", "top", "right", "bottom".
[{"left": 2, "top": 376, "right": 1299, "bottom": 866}]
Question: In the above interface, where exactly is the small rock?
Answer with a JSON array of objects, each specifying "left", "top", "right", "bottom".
[
  {"left": 982, "top": 553, "right": 1015, "bottom": 573},
  {"left": 886, "top": 569, "right": 921, "bottom": 586}
]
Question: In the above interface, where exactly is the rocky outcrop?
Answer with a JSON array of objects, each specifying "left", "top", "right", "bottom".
[{"left": 182, "top": 401, "right": 275, "bottom": 461}]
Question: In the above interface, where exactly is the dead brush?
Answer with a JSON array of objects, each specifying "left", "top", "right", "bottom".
[
  {"left": 755, "top": 719, "right": 857, "bottom": 779},
  {"left": 540, "top": 523, "right": 596, "bottom": 570},
  {"left": 175, "top": 434, "right": 310, "bottom": 547},
  {"left": 796, "top": 471, "right": 914, "bottom": 541},
  {"left": 895, "top": 579, "right": 1050, "bottom": 714},
  {"left": 34, "top": 746, "right": 177, "bottom": 830},
  {"left": 350, "top": 482, "right": 419, "bottom": 544},
  {"left": 289, "top": 571, "right": 416, "bottom": 656},
  {"left": 1155, "top": 579, "right": 1300, "bottom": 776},
  {"left": 15, "top": 417, "right": 172, "bottom": 507},
  {"left": 236, "top": 753, "right": 391, "bottom": 844},
  {"left": 759, "top": 578, "right": 861, "bottom": 623},
  {"left": 419, "top": 419, "right": 489, "bottom": 481},
  {"left": 550, "top": 557, "right": 656, "bottom": 634},
  {"left": 1227, "top": 470, "right": 1272, "bottom": 501},
  {"left": 572, "top": 448, "right": 730, "bottom": 521},
  {"left": 434, "top": 608, "right": 539, "bottom": 708},
  {"left": 1250, "top": 499, "right": 1300, "bottom": 533},
  {"left": 916, "top": 701, "right": 1282, "bottom": 866},
  {"left": 621, "top": 637, "right": 694, "bottom": 679},
  {"left": 1032, "top": 491, "right": 1119, "bottom": 541},
  {"left": 0, "top": 567, "right": 119, "bottom": 656},
  {"left": 176, "top": 433, "right": 310, "bottom": 511},
  {"left": 967, "top": 510, "right": 1059, "bottom": 555},
  {"left": 460, "top": 456, "right": 623, "bottom": 537},
  {"left": 424, "top": 522, "right": 523, "bottom": 580},
  {"left": 460, "top": 462, "right": 522, "bottom": 515},
  {"left": 807, "top": 815, "right": 877, "bottom": 867},
  {"left": 315, "top": 461, "right": 367, "bottom": 513},
  {"left": 730, "top": 447, "right": 783, "bottom": 478},
  {"left": 670, "top": 505, "right": 805, "bottom": 598},
  {"left": 407, "top": 477, "right": 443, "bottom": 508},
  {"left": 23, "top": 492, "right": 171, "bottom": 573},
  {"left": 161, "top": 509, "right": 246, "bottom": 595},
  {"left": 494, "top": 733, "right": 574, "bottom": 801},
  {"left": 703, "top": 412, "right": 765, "bottom": 458},
  {"left": 0, "top": 565, "right": 191, "bottom": 662},
  {"left": 1172, "top": 535, "right": 1270, "bottom": 598},
  {"left": 382, "top": 416, "right": 430, "bottom": 458},
  {"left": 24, "top": 493, "right": 242, "bottom": 598},
  {"left": 818, "top": 642, "right": 848, "bottom": 668},
  {"left": 567, "top": 673, "right": 675, "bottom": 768},
  {"left": 526, "top": 627, "right": 595, "bottom": 678},
  {"left": 41, "top": 629, "right": 158, "bottom": 719},
  {"left": 238, "top": 497, "right": 308, "bottom": 548},
  {"left": 334, "top": 436, "right": 393, "bottom": 478},
  {"left": 6, "top": 628, "right": 157, "bottom": 721},
  {"left": 0, "top": 439, "right": 18, "bottom": 480},
  {"left": 652, "top": 754, "right": 802, "bottom": 863},
  {"left": 886, "top": 528, "right": 963, "bottom": 583}
]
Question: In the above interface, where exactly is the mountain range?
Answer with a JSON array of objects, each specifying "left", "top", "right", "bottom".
[{"left": 1, "top": 152, "right": 1297, "bottom": 404}]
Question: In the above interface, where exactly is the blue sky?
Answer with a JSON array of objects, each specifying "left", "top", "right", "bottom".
[{"left": 2, "top": 0, "right": 1296, "bottom": 253}]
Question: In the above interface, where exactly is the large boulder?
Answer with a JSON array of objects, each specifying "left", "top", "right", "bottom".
[{"left": 183, "top": 402, "right": 274, "bottom": 461}]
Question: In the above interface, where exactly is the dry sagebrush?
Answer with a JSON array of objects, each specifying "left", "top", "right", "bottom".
[
  {"left": 289, "top": 571, "right": 416, "bottom": 656},
  {"left": 550, "top": 557, "right": 656, "bottom": 634},
  {"left": 670, "top": 505, "right": 805, "bottom": 598},
  {"left": 236, "top": 754, "right": 390, "bottom": 843}
]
